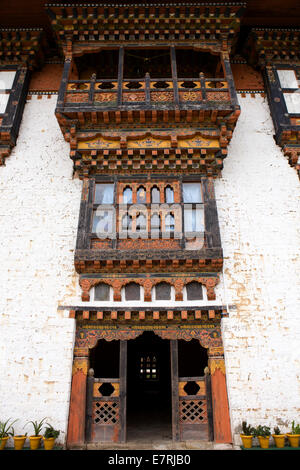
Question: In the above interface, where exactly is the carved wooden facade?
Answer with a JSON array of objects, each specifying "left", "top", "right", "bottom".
[
  {"left": 44, "top": 2, "right": 245, "bottom": 446},
  {"left": 247, "top": 29, "right": 300, "bottom": 177},
  {"left": 0, "top": 29, "right": 45, "bottom": 163}
]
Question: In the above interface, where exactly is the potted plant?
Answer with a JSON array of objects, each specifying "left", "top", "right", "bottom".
[
  {"left": 272, "top": 426, "right": 286, "bottom": 448},
  {"left": 12, "top": 429, "right": 27, "bottom": 451},
  {"left": 25, "top": 417, "right": 47, "bottom": 450},
  {"left": 254, "top": 425, "right": 271, "bottom": 449},
  {"left": 240, "top": 421, "right": 255, "bottom": 448},
  {"left": 286, "top": 421, "right": 300, "bottom": 448},
  {"left": 43, "top": 424, "right": 60, "bottom": 450},
  {"left": 0, "top": 418, "right": 17, "bottom": 450}
]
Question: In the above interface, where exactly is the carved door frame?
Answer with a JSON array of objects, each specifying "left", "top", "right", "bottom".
[{"left": 66, "top": 325, "right": 232, "bottom": 447}]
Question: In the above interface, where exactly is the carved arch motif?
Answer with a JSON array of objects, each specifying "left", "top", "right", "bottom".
[
  {"left": 79, "top": 275, "right": 219, "bottom": 301},
  {"left": 74, "top": 326, "right": 223, "bottom": 356}
]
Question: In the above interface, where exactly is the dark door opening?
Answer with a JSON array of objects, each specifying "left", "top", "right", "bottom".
[{"left": 127, "top": 331, "right": 172, "bottom": 441}]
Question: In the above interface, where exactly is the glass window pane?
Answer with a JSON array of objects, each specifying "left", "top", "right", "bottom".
[
  {"left": 0, "top": 94, "right": 9, "bottom": 113},
  {"left": 165, "top": 186, "right": 174, "bottom": 203},
  {"left": 284, "top": 92, "right": 300, "bottom": 114},
  {"left": 182, "top": 183, "right": 202, "bottom": 203},
  {"left": 0, "top": 71, "right": 16, "bottom": 90},
  {"left": 155, "top": 283, "right": 171, "bottom": 300},
  {"left": 123, "top": 187, "right": 132, "bottom": 204},
  {"left": 184, "top": 207, "right": 204, "bottom": 232},
  {"left": 277, "top": 69, "right": 298, "bottom": 89},
  {"left": 94, "top": 283, "right": 110, "bottom": 301},
  {"left": 151, "top": 214, "right": 160, "bottom": 234},
  {"left": 136, "top": 214, "right": 146, "bottom": 231},
  {"left": 125, "top": 283, "right": 140, "bottom": 301},
  {"left": 92, "top": 210, "right": 113, "bottom": 233},
  {"left": 137, "top": 186, "right": 146, "bottom": 203},
  {"left": 165, "top": 213, "right": 175, "bottom": 231},
  {"left": 122, "top": 214, "right": 132, "bottom": 230},
  {"left": 94, "top": 183, "right": 114, "bottom": 204},
  {"left": 151, "top": 187, "right": 160, "bottom": 203},
  {"left": 186, "top": 282, "right": 203, "bottom": 300}
]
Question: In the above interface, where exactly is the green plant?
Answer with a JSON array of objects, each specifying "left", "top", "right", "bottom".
[
  {"left": 253, "top": 425, "right": 271, "bottom": 438},
  {"left": 273, "top": 426, "right": 282, "bottom": 435},
  {"left": 44, "top": 424, "right": 60, "bottom": 439},
  {"left": 25, "top": 417, "right": 47, "bottom": 436},
  {"left": 0, "top": 418, "right": 18, "bottom": 438},
  {"left": 291, "top": 421, "right": 300, "bottom": 434},
  {"left": 241, "top": 421, "right": 255, "bottom": 436}
]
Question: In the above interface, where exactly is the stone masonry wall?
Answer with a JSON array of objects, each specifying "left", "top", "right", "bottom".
[
  {"left": 0, "top": 96, "right": 82, "bottom": 445},
  {"left": 215, "top": 94, "right": 300, "bottom": 444}
]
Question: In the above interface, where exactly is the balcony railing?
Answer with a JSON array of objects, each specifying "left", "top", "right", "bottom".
[{"left": 64, "top": 74, "right": 231, "bottom": 109}]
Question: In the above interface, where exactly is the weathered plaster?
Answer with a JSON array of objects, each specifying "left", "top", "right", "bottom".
[
  {"left": 215, "top": 94, "right": 300, "bottom": 444},
  {"left": 0, "top": 96, "right": 82, "bottom": 445}
]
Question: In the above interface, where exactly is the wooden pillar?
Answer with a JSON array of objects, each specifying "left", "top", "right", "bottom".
[
  {"left": 170, "top": 46, "right": 180, "bottom": 107},
  {"left": 57, "top": 41, "right": 73, "bottom": 109},
  {"left": 119, "top": 340, "right": 127, "bottom": 443},
  {"left": 170, "top": 339, "right": 180, "bottom": 441},
  {"left": 85, "top": 368, "right": 95, "bottom": 443},
  {"left": 208, "top": 355, "right": 232, "bottom": 443},
  {"left": 220, "top": 50, "right": 239, "bottom": 108},
  {"left": 117, "top": 47, "right": 124, "bottom": 106},
  {"left": 67, "top": 351, "right": 89, "bottom": 447}
]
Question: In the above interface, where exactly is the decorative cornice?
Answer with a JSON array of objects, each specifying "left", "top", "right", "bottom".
[
  {"left": 45, "top": 2, "right": 245, "bottom": 53},
  {"left": 0, "top": 29, "right": 46, "bottom": 70}
]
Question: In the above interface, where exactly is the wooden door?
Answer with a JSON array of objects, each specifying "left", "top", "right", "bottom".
[
  {"left": 86, "top": 340, "right": 127, "bottom": 443},
  {"left": 170, "top": 339, "right": 213, "bottom": 441}
]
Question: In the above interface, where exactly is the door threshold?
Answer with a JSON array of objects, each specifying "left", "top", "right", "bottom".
[{"left": 85, "top": 441, "right": 232, "bottom": 450}]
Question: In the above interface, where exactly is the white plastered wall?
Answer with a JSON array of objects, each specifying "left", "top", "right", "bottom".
[
  {"left": 215, "top": 94, "right": 300, "bottom": 445},
  {"left": 0, "top": 92, "right": 299, "bottom": 448},
  {"left": 0, "top": 96, "right": 82, "bottom": 445}
]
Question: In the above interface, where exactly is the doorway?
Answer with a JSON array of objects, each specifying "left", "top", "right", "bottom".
[{"left": 126, "top": 331, "right": 172, "bottom": 441}]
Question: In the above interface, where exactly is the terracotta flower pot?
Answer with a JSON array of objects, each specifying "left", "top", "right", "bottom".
[
  {"left": 0, "top": 436, "right": 9, "bottom": 450},
  {"left": 258, "top": 436, "right": 270, "bottom": 449},
  {"left": 240, "top": 434, "right": 253, "bottom": 448},
  {"left": 286, "top": 433, "right": 300, "bottom": 448},
  {"left": 13, "top": 435, "right": 27, "bottom": 450},
  {"left": 43, "top": 437, "right": 55, "bottom": 450},
  {"left": 29, "top": 435, "right": 42, "bottom": 450},
  {"left": 272, "top": 434, "right": 285, "bottom": 448}
]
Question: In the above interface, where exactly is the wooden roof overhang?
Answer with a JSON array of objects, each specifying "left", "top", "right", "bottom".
[
  {"left": 0, "top": 28, "right": 45, "bottom": 69},
  {"left": 0, "top": 28, "right": 46, "bottom": 163},
  {"left": 246, "top": 28, "right": 300, "bottom": 67},
  {"left": 57, "top": 304, "right": 228, "bottom": 321},
  {"left": 45, "top": 2, "right": 246, "bottom": 56}
]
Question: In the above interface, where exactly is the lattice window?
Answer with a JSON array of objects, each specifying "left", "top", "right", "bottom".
[
  {"left": 179, "top": 400, "right": 207, "bottom": 424},
  {"left": 93, "top": 401, "right": 119, "bottom": 425}
]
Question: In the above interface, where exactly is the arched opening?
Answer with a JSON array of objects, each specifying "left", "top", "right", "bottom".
[
  {"left": 123, "top": 186, "right": 132, "bottom": 204},
  {"left": 151, "top": 186, "right": 160, "bottom": 203},
  {"left": 164, "top": 185, "right": 174, "bottom": 203},
  {"left": 93, "top": 282, "right": 112, "bottom": 302},
  {"left": 152, "top": 282, "right": 173, "bottom": 301},
  {"left": 136, "top": 186, "right": 147, "bottom": 204},
  {"left": 126, "top": 331, "right": 172, "bottom": 441}
]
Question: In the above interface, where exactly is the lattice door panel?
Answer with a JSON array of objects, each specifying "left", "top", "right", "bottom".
[
  {"left": 93, "top": 401, "right": 119, "bottom": 425},
  {"left": 178, "top": 377, "right": 209, "bottom": 440},
  {"left": 179, "top": 399, "right": 208, "bottom": 424},
  {"left": 91, "top": 379, "right": 120, "bottom": 442}
]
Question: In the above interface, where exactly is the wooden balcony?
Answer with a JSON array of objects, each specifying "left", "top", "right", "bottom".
[{"left": 57, "top": 74, "right": 239, "bottom": 127}]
